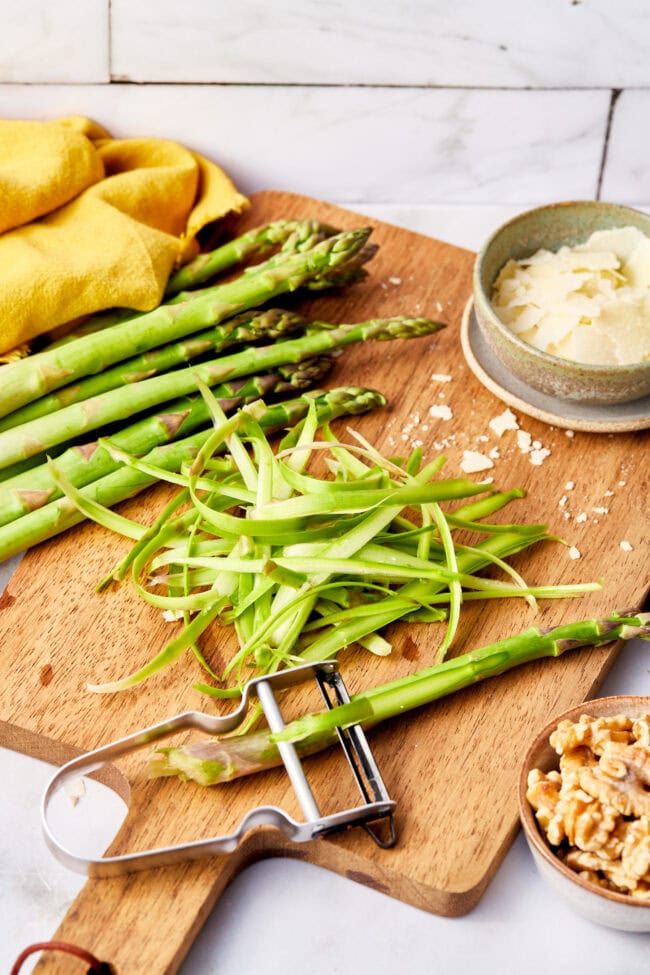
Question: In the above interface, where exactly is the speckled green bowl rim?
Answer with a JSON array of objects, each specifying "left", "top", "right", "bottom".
[
  {"left": 473, "top": 200, "right": 650, "bottom": 381},
  {"left": 517, "top": 694, "right": 650, "bottom": 912}
]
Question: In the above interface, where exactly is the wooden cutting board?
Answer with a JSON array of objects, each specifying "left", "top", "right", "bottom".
[{"left": 1, "top": 192, "right": 648, "bottom": 973}]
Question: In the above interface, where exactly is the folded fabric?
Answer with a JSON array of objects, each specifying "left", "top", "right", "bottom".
[{"left": 0, "top": 115, "right": 248, "bottom": 355}]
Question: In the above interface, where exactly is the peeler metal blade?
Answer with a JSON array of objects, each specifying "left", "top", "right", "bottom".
[{"left": 41, "top": 660, "right": 396, "bottom": 877}]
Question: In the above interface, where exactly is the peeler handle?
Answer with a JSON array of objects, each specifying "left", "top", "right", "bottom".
[{"left": 41, "top": 659, "right": 396, "bottom": 876}]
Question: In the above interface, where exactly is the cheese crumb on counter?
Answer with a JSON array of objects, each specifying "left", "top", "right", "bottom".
[
  {"left": 460, "top": 450, "right": 494, "bottom": 474},
  {"left": 429, "top": 404, "right": 453, "bottom": 420},
  {"left": 489, "top": 407, "right": 519, "bottom": 437},
  {"left": 620, "top": 540, "right": 633, "bottom": 552},
  {"left": 568, "top": 546, "right": 581, "bottom": 560}
]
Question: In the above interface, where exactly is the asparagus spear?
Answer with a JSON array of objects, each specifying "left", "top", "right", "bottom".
[
  {"left": 150, "top": 612, "right": 650, "bottom": 786},
  {"left": 304, "top": 243, "right": 379, "bottom": 291},
  {"left": 165, "top": 220, "right": 337, "bottom": 296},
  {"left": 0, "top": 316, "right": 443, "bottom": 470},
  {"left": 0, "top": 388, "right": 386, "bottom": 563},
  {"left": 0, "top": 359, "right": 332, "bottom": 527},
  {"left": 0, "top": 228, "right": 372, "bottom": 418},
  {"left": 0, "top": 309, "right": 308, "bottom": 433}
]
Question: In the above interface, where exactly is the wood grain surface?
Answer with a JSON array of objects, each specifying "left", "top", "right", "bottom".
[{"left": 1, "top": 192, "right": 647, "bottom": 973}]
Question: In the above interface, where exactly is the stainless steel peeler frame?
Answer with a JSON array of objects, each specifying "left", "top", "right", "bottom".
[{"left": 41, "top": 660, "right": 396, "bottom": 877}]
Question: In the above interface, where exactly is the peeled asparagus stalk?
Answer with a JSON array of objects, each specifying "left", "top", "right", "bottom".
[{"left": 150, "top": 613, "right": 650, "bottom": 786}]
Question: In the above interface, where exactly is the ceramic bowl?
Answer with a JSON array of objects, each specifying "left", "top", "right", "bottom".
[
  {"left": 473, "top": 202, "right": 650, "bottom": 405},
  {"left": 518, "top": 695, "right": 650, "bottom": 931}
]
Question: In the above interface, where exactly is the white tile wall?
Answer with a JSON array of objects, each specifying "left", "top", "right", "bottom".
[
  {"left": 0, "top": 85, "right": 609, "bottom": 205},
  {"left": 0, "top": 0, "right": 108, "bottom": 84},
  {"left": 110, "top": 0, "right": 650, "bottom": 88},
  {"left": 0, "top": 2, "right": 647, "bottom": 210}
]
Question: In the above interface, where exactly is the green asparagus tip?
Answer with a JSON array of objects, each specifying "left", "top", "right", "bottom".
[{"left": 373, "top": 317, "right": 446, "bottom": 340}]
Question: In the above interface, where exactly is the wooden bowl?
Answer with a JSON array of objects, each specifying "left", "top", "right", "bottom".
[
  {"left": 473, "top": 202, "right": 650, "bottom": 405},
  {"left": 518, "top": 695, "right": 650, "bottom": 931}
]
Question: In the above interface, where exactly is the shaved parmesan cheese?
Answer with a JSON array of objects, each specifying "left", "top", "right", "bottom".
[
  {"left": 568, "top": 546, "right": 581, "bottom": 560},
  {"left": 620, "top": 540, "right": 633, "bottom": 552},
  {"left": 460, "top": 451, "right": 494, "bottom": 474},
  {"left": 491, "top": 227, "right": 650, "bottom": 365}
]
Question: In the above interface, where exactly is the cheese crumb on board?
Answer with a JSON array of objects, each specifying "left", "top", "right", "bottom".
[
  {"left": 592, "top": 506, "right": 609, "bottom": 515},
  {"left": 565, "top": 480, "right": 575, "bottom": 490},
  {"left": 489, "top": 408, "right": 519, "bottom": 437},
  {"left": 460, "top": 450, "right": 494, "bottom": 473},
  {"left": 620, "top": 540, "right": 633, "bottom": 551},
  {"left": 431, "top": 373, "right": 451, "bottom": 382},
  {"left": 491, "top": 227, "right": 650, "bottom": 365},
  {"left": 516, "top": 430, "right": 532, "bottom": 453},
  {"left": 568, "top": 546, "right": 581, "bottom": 560},
  {"left": 576, "top": 512, "right": 587, "bottom": 523},
  {"left": 565, "top": 430, "right": 575, "bottom": 438},
  {"left": 559, "top": 495, "right": 568, "bottom": 507},
  {"left": 529, "top": 447, "right": 551, "bottom": 466},
  {"left": 429, "top": 404, "right": 453, "bottom": 420},
  {"left": 162, "top": 609, "right": 185, "bottom": 622}
]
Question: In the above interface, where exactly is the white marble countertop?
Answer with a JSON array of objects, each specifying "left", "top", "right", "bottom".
[{"left": 1, "top": 204, "right": 649, "bottom": 974}]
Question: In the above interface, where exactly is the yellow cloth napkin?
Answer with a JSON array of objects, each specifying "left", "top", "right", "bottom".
[{"left": 0, "top": 115, "right": 248, "bottom": 355}]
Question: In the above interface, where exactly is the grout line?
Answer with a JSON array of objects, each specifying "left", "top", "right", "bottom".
[
  {"left": 596, "top": 88, "right": 622, "bottom": 199},
  {"left": 1, "top": 78, "right": 647, "bottom": 92},
  {"left": 107, "top": 0, "right": 113, "bottom": 81}
]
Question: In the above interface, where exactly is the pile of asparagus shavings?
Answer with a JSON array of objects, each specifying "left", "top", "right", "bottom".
[{"left": 49, "top": 385, "right": 600, "bottom": 699}]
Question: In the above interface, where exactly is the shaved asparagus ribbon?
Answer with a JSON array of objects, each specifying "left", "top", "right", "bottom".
[{"left": 51, "top": 390, "right": 599, "bottom": 697}]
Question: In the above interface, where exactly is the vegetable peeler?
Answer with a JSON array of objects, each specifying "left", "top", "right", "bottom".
[{"left": 41, "top": 660, "right": 396, "bottom": 877}]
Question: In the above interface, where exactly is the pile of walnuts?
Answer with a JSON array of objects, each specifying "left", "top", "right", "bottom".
[{"left": 527, "top": 713, "right": 650, "bottom": 899}]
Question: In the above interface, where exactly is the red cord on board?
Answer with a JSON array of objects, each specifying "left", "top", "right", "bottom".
[{"left": 10, "top": 940, "right": 113, "bottom": 974}]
